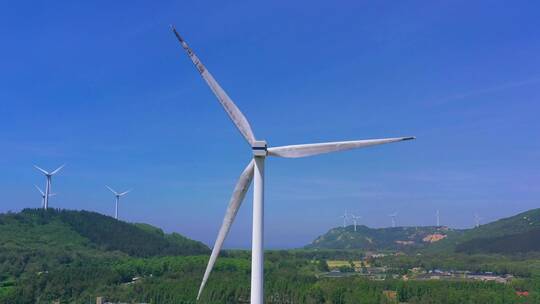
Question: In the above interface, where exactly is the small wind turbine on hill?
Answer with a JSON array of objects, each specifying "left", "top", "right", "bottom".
[
  {"left": 474, "top": 213, "right": 482, "bottom": 228},
  {"left": 106, "top": 186, "right": 131, "bottom": 220},
  {"left": 351, "top": 214, "right": 362, "bottom": 231},
  {"left": 171, "top": 26, "right": 415, "bottom": 304},
  {"left": 389, "top": 212, "right": 398, "bottom": 228},
  {"left": 436, "top": 210, "right": 440, "bottom": 226},
  {"left": 340, "top": 211, "right": 348, "bottom": 228},
  {"left": 34, "top": 185, "right": 56, "bottom": 208},
  {"left": 34, "top": 164, "right": 65, "bottom": 209}
]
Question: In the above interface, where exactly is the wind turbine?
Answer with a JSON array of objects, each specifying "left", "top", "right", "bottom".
[
  {"left": 436, "top": 210, "right": 440, "bottom": 226},
  {"left": 340, "top": 211, "right": 349, "bottom": 228},
  {"left": 351, "top": 214, "right": 362, "bottom": 231},
  {"left": 34, "top": 185, "right": 56, "bottom": 208},
  {"left": 474, "top": 213, "right": 482, "bottom": 228},
  {"left": 389, "top": 212, "right": 398, "bottom": 228},
  {"left": 171, "top": 26, "right": 415, "bottom": 303},
  {"left": 106, "top": 186, "right": 131, "bottom": 220},
  {"left": 34, "top": 164, "right": 65, "bottom": 209}
]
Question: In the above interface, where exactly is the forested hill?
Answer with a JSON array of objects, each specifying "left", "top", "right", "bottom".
[
  {"left": 308, "top": 208, "right": 540, "bottom": 254},
  {"left": 0, "top": 209, "right": 209, "bottom": 257},
  {"left": 305, "top": 225, "right": 460, "bottom": 251},
  {"left": 441, "top": 208, "right": 540, "bottom": 254}
]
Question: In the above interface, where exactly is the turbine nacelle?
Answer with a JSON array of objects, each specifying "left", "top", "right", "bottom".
[{"left": 252, "top": 140, "right": 268, "bottom": 157}]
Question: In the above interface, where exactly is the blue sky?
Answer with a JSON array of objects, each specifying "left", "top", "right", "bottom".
[{"left": 1, "top": 1, "right": 539, "bottom": 248}]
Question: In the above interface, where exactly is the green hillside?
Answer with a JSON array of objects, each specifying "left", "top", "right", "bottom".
[
  {"left": 0, "top": 209, "right": 209, "bottom": 258},
  {"left": 308, "top": 209, "right": 540, "bottom": 254},
  {"left": 441, "top": 209, "right": 540, "bottom": 254},
  {"left": 306, "top": 225, "right": 460, "bottom": 251},
  {"left": 456, "top": 227, "right": 540, "bottom": 254},
  {"left": 2, "top": 209, "right": 540, "bottom": 303}
]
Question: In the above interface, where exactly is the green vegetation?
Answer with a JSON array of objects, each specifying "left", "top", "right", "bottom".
[
  {"left": 456, "top": 228, "right": 540, "bottom": 254},
  {"left": 0, "top": 209, "right": 209, "bottom": 302},
  {"left": 2, "top": 209, "right": 540, "bottom": 303},
  {"left": 0, "top": 209, "right": 209, "bottom": 257},
  {"left": 431, "top": 208, "right": 540, "bottom": 254}
]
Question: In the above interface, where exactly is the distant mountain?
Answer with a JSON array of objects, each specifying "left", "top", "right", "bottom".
[
  {"left": 306, "top": 225, "right": 460, "bottom": 251},
  {"left": 0, "top": 209, "right": 209, "bottom": 258},
  {"left": 308, "top": 208, "right": 540, "bottom": 254},
  {"left": 438, "top": 208, "right": 540, "bottom": 254}
]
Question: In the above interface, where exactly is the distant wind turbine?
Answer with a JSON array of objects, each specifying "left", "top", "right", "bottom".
[
  {"left": 351, "top": 214, "right": 362, "bottom": 231},
  {"left": 171, "top": 26, "right": 415, "bottom": 303},
  {"left": 106, "top": 186, "right": 131, "bottom": 220},
  {"left": 34, "top": 164, "right": 65, "bottom": 209},
  {"left": 474, "top": 213, "right": 482, "bottom": 228},
  {"left": 436, "top": 210, "right": 440, "bottom": 227},
  {"left": 389, "top": 212, "right": 398, "bottom": 228},
  {"left": 34, "top": 185, "right": 56, "bottom": 208},
  {"left": 340, "top": 211, "right": 349, "bottom": 228}
]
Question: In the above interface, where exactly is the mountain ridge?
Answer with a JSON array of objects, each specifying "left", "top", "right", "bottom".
[{"left": 307, "top": 208, "right": 540, "bottom": 254}]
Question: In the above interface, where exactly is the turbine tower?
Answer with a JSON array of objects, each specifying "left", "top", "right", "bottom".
[
  {"left": 106, "top": 186, "right": 131, "bottom": 220},
  {"left": 389, "top": 212, "right": 398, "bottom": 228},
  {"left": 436, "top": 210, "right": 440, "bottom": 226},
  {"left": 171, "top": 26, "right": 415, "bottom": 303},
  {"left": 34, "top": 185, "right": 56, "bottom": 208},
  {"left": 34, "top": 164, "right": 65, "bottom": 209},
  {"left": 351, "top": 214, "right": 362, "bottom": 231}
]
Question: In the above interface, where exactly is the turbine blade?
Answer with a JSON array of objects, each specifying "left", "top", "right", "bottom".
[
  {"left": 171, "top": 26, "right": 256, "bottom": 146},
  {"left": 268, "top": 137, "right": 415, "bottom": 158},
  {"left": 197, "top": 159, "right": 255, "bottom": 300},
  {"left": 106, "top": 185, "right": 118, "bottom": 196},
  {"left": 34, "top": 185, "right": 44, "bottom": 196},
  {"left": 119, "top": 190, "right": 131, "bottom": 196},
  {"left": 50, "top": 164, "right": 65, "bottom": 175},
  {"left": 51, "top": 164, "right": 66, "bottom": 175},
  {"left": 34, "top": 165, "right": 49, "bottom": 175}
]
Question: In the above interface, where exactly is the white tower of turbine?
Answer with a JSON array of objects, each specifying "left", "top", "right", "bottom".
[
  {"left": 351, "top": 214, "right": 362, "bottom": 231},
  {"left": 34, "top": 164, "right": 65, "bottom": 209},
  {"left": 171, "top": 26, "right": 415, "bottom": 303},
  {"left": 436, "top": 210, "right": 440, "bottom": 226},
  {"left": 34, "top": 185, "right": 56, "bottom": 208},
  {"left": 106, "top": 186, "right": 131, "bottom": 220},
  {"left": 389, "top": 212, "right": 398, "bottom": 228}
]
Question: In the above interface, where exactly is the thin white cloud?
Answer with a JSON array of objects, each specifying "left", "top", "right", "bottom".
[{"left": 430, "top": 77, "right": 540, "bottom": 105}]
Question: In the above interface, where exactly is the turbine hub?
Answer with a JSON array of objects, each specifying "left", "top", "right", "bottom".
[{"left": 252, "top": 140, "right": 267, "bottom": 157}]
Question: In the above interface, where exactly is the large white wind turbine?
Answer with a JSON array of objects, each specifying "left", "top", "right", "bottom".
[
  {"left": 106, "top": 186, "right": 131, "bottom": 220},
  {"left": 34, "top": 164, "right": 65, "bottom": 209},
  {"left": 34, "top": 185, "right": 56, "bottom": 208},
  {"left": 351, "top": 214, "right": 362, "bottom": 231},
  {"left": 389, "top": 212, "right": 398, "bottom": 228},
  {"left": 171, "top": 26, "right": 415, "bottom": 303}
]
